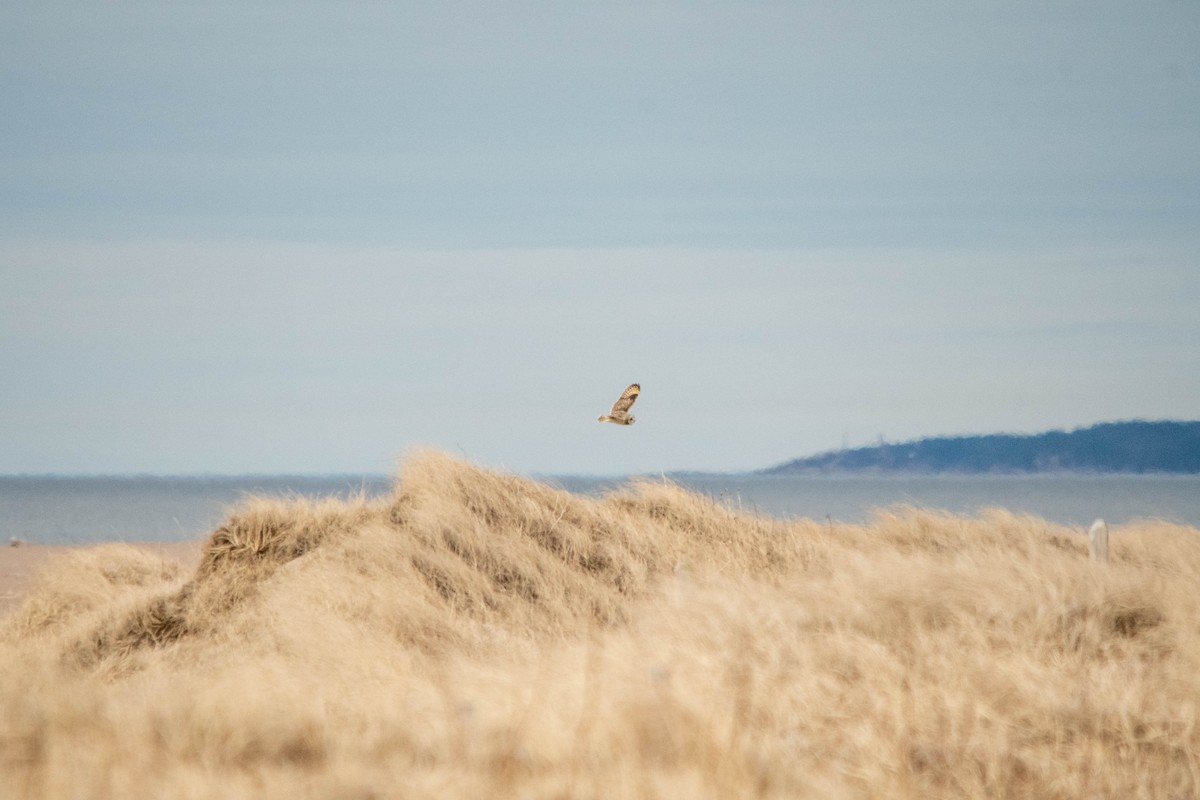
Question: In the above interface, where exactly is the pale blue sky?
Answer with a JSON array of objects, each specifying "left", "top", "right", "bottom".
[{"left": 1, "top": 2, "right": 1198, "bottom": 474}]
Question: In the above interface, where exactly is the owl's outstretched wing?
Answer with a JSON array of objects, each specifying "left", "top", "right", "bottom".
[{"left": 609, "top": 383, "right": 640, "bottom": 415}]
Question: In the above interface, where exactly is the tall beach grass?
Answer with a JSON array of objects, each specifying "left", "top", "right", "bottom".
[{"left": 2, "top": 450, "right": 1198, "bottom": 798}]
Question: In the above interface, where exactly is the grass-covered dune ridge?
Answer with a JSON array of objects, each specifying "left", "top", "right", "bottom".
[{"left": 2, "top": 450, "right": 1199, "bottom": 798}]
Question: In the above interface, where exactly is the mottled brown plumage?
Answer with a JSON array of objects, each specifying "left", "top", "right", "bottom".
[{"left": 598, "top": 383, "right": 640, "bottom": 425}]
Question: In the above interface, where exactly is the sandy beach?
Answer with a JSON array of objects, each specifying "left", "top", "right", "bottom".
[{"left": 0, "top": 539, "right": 202, "bottom": 616}]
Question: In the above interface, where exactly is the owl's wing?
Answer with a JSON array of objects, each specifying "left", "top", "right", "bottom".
[{"left": 609, "top": 383, "right": 640, "bottom": 415}]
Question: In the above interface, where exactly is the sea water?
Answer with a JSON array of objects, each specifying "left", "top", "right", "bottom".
[
  {"left": 2, "top": 473, "right": 1198, "bottom": 546},
  {"left": 0, "top": 476, "right": 391, "bottom": 546}
]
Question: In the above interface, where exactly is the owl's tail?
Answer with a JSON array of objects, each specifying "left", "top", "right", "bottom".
[{"left": 598, "top": 415, "right": 611, "bottom": 423}]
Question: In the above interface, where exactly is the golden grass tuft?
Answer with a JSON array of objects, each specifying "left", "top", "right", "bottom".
[{"left": 2, "top": 450, "right": 1199, "bottom": 798}]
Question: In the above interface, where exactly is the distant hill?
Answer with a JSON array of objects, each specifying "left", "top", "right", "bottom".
[{"left": 763, "top": 420, "right": 1200, "bottom": 474}]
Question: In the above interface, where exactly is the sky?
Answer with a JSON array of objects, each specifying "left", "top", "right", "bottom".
[{"left": 1, "top": 2, "right": 1198, "bottom": 476}]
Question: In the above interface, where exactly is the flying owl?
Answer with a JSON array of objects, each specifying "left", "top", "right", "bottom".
[{"left": 598, "top": 383, "right": 640, "bottom": 425}]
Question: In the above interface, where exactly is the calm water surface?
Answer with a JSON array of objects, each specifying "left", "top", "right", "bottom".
[
  {"left": 668, "top": 473, "right": 1200, "bottom": 528},
  {"left": 0, "top": 476, "right": 391, "bottom": 545},
  {"left": 2, "top": 473, "right": 1198, "bottom": 545}
]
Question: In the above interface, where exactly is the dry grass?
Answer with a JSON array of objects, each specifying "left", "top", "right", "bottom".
[{"left": 2, "top": 450, "right": 1199, "bottom": 798}]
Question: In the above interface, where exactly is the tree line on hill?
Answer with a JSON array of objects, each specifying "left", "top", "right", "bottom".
[{"left": 763, "top": 420, "right": 1200, "bottom": 474}]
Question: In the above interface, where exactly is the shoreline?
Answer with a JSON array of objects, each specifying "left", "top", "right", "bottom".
[{"left": 0, "top": 539, "right": 203, "bottom": 616}]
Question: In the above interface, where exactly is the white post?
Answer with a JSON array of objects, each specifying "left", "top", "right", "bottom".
[{"left": 1088, "top": 519, "right": 1109, "bottom": 563}]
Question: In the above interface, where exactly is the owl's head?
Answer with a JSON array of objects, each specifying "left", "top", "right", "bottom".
[{"left": 628, "top": 415, "right": 636, "bottom": 424}]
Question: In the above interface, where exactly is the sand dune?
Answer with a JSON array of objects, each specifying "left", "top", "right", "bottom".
[{"left": 2, "top": 450, "right": 1198, "bottom": 798}]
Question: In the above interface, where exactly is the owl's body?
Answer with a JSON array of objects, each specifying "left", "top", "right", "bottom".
[{"left": 598, "top": 383, "right": 640, "bottom": 425}]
